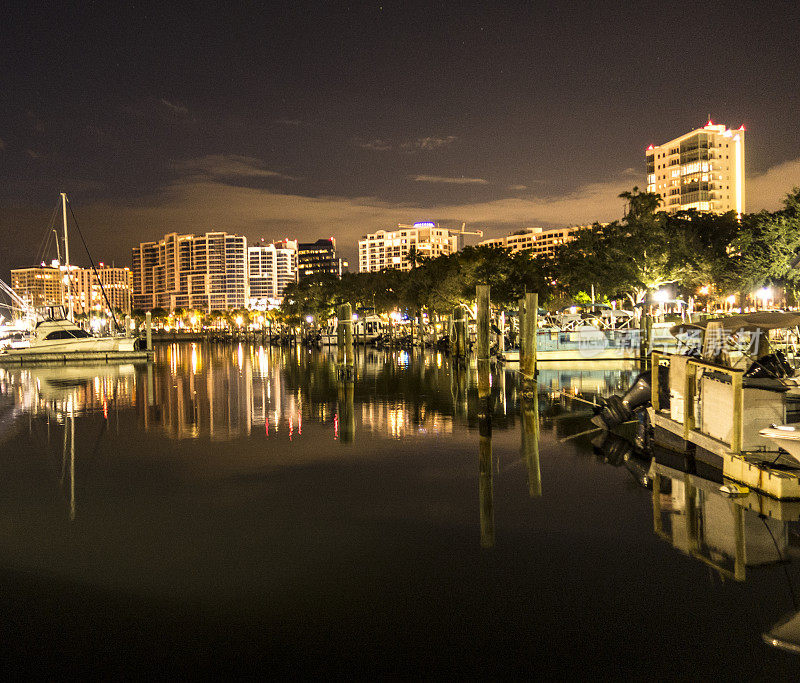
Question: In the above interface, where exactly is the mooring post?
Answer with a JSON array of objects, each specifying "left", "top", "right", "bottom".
[
  {"left": 342, "top": 303, "right": 354, "bottom": 377},
  {"left": 477, "top": 285, "right": 490, "bottom": 360},
  {"left": 498, "top": 310, "right": 506, "bottom": 354},
  {"left": 337, "top": 309, "right": 345, "bottom": 365},
  {"left": 452, "top": 306, "right": 463, "bottom": 358},
  {"left": 522, "top": 292, "right": 537, "bottom": 381},
  {"left": 518, "top": 297, "right": 526, "bottom": 364},
  {"left": 477, "top": 285, "right": 491, "bottom": 400},
  {"left": 145, "top": 311, "right": 153, "bottom": 352},
  {"left": 124, "top": 315, "right": 131, "bottom": 338},
  {"left": 640, "top": 312, "right": 652, "bottom": 359}
]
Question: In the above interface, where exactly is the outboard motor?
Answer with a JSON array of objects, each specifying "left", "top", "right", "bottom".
[
  {"left": 591, "top": 365, "right": 669, "bottom": 430},
  {"left": 744, "top": 351, "right": 794, "bottom": 379}
]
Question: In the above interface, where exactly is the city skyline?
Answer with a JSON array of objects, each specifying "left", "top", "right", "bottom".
[{"left": 3, "top": 2, "right": 800, "bottom": 275}]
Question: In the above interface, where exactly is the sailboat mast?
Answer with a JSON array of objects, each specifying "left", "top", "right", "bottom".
[{"left": 61, "top": 192, "right": 73, "bottom": 321}]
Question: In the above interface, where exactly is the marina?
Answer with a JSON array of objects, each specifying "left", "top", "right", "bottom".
[{"left": 0, "top": 341, "right": 798, "bottom": 675}]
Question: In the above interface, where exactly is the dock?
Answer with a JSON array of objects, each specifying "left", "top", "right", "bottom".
[
  {"left": 0, "top": 350, "right": 153, "bottom": 365},
  {"left": 648, "top": 351, "right": 800, "bottom": 500}
]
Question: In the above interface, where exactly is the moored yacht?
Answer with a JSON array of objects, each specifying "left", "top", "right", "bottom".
[{"left": 1, "top": 315, "right": 137, "bottom": 355}]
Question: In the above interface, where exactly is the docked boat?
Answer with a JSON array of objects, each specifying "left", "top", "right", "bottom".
[
  {"left": 593, "top": 311, "right": 800, "bottom": 499},
  {"left": 319, "top": 315, "right": 388, "bottom": 345},
  {"left": 1, "top": 316, "right": 137, "bottom": 356}
]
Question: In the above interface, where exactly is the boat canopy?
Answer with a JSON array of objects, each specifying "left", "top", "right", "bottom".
[{"left": 670, "top": 311, "right": 800, "bottom": 337}]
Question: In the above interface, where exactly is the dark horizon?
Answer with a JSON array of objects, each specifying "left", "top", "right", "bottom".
[{"left": 3, "top": 1, "right": 800, "bottom": 275}]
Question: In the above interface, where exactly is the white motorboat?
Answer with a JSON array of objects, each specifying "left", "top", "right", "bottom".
[
  {"left": 759, "top": 425, "right": 800, "bottom": 465},
  {"left": 1, "top": 317, "right": 136, "bottom": 355}
]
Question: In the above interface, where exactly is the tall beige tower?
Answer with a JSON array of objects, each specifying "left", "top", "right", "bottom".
[{"left": 646, "top": 121, "right": 745, "bottom": 216}]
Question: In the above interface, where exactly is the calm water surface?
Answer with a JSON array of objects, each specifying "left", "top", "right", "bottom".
[{"left": 0, "top": 342, "right": 798, "bottom": 677}]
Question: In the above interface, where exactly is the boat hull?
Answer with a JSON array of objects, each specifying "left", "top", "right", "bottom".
[{"left": 4, "top": 336, "right": 136, "bottom": 355}]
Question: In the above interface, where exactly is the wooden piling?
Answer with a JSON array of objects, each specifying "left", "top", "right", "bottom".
[
  {"left": 452, "top": 306, "right": 466, "bottom": 358},
  {"left": 518, "top": 297, "right": 525, "bottom": 363},
  {"left": 476, "top": 285, "right": 490, "bottom": 360},
  {"left": 522, "top": 292, "right": 537, "bottom": 380},
  {"left": 124, "top": 315, "right": 131, "bottom": 338},
  {"left": 344, "top": 305, "right": 354, "bottom": 368},
  {"left": 145, "top": 311, "right": 153, "bottom": 351}
]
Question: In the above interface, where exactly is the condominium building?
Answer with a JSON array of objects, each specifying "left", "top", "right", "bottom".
[
  {"left": 248, "top": 239, "right": 298, "bottom": 307},
  {"left": 646, "top": 121, "right": 745, "bottom": 215},
  {"left": 72, "top": 266, "right": 133, "bottom": 314},
  {"left": 297, "top": 238, "right": 343, "bottom": 280},
  {"left": 11, "top": 263, "right": 132, "bottom": 315},
  {"left": 132, "top": 232, "right": 248, "bottom": 311},
  {"left": 478, "top": 226, "right": 584, "bottom": 257},
  {"left": 10, "top": 265, "right": 66, "bottom": 309},
  {"left": 358, "top": 222, "right": 460, "bottom": 273}
]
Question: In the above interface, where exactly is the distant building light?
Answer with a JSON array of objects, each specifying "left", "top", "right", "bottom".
[{"left": 413, "top": 222, "right": 436, "bottom": 228}]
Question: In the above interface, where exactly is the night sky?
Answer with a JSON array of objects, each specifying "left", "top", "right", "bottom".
[{"left": 3, "top": 0, "right": 800, "bottom": 274}]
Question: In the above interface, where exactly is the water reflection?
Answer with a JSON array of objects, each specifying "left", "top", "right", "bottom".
[
  {"left": 651, "top": 460, "right": 795, "bottom": 581},
  {"left": 0, "top": 344, "right": 798, "bottom": 671}
]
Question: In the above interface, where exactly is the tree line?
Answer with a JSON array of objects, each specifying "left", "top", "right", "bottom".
[
  {"left": 281, "top": 187, "right": 800, "bottom": 323},
  {"left": 135, "top": 187, "right": 800, "bottom": 326}
]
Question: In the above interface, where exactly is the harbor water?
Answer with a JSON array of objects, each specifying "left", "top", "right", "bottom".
[{"left": 0, "top": 342, "right": 798, "bottom": 676}]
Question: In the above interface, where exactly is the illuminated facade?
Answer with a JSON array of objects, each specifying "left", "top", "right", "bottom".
[
  {"left": 358, "top": 222, "right": 460, "bottom": 273},
  {"left": 297, "top": 239, "right": 342, "bottom": 280},
  {"left": 248, "top": 239, "right": 298, "bottom": 307},
  {"left": 132, "top": 232, "right": 248, "bottom": 311},
  {"left": 646, "top": 121, "right": 745, "bottom": 215},
  {"left": 11, "top": 264, "right": 132, "bottom": 314},
  {"left": 10, "top": 265, "right": 65, "bottom": 308},
  {"left": 72, "top": 266, "right": 132, "bottom": 315},
  {"left": 478, "top": 226, "right": 584, "bottom": 257}
]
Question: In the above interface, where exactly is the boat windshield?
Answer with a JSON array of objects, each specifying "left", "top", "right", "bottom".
[{"left": 44, "top": 329, "right": 93, "bottom": 340}]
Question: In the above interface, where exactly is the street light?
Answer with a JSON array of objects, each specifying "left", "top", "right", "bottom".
[{"left": 653, "top": 289, "right": 670, "bottom": 303}]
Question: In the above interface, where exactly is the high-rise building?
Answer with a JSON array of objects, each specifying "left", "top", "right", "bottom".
[
  {"left": 478, "top": 226, "right": 585, "bottom": 257},
  {"left": 72, "top": 266, "right": 133, "bottom": 315},
  {"left": 10, "top": 265, "right": 66, "bottom": 309},
  {"left": 248, "top": 239, "right": 298, "bottom": 308},
  {"left": 358, "top": 222, "right": 460, "bottom": 273},
  {"left": 132, "top": 232, "right": 248, "bottom": 311},
  {"left": 297, "top": 238, "right": 342, "bottom": 280},
  {"left": 11, "top": 263, "right": 132, "bottom": 315},
  {"left": 646, "top": 121, "right": 745, "bottom": 215}
]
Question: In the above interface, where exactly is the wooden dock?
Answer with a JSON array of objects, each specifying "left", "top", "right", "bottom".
[
  {"left": 649, "top": 408, "right": 800, "bottom": 500},
  {"left": 0, "top": 350, "right": 153, "bottom": 365}
]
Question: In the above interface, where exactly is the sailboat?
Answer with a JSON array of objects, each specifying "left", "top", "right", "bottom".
[{"left": 1, "top": 193, "right": 138, "bottom": 357}]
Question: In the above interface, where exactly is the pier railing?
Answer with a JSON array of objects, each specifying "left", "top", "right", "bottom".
[{"left": 651, "top": 352, "right": 744, "bottom": 454}]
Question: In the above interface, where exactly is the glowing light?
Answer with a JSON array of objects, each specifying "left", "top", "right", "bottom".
[
  {"left": 352, "top": 314, "right": 358, "bottom": 321},
  {"left": 413, "top": 221, "right": 436, "bottom": 228},
  {"left": 756, "top": 287, "right": 772, "bottom": 301},
  {"left": 646, "top": 144, "right": 654, "bottom": 151},
  {"left": 726, "top": 295, "right": 736, "bottom": 304},
  {"left": 698, "top": 286, "right": 710, "bottom": 296},
  {"left": 653, "top": 289, "right": 670, "bottom": 303},
  {"left": 305, "top": 315, "right": 313, "bottom": 323},
  {"left": 235, "top": 315, "right": 244, "bottom": 326}
]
